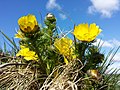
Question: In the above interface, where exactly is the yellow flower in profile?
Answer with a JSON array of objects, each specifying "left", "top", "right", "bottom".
[
  {"left": 54, "top": 38, "right": 76, "bottom": 64},
  {"left": 73, "top": 23, "right": 102, "bottom": 42},
  {"left": 16, "top": 45, "right": 38, "bottom": 61},
  {"left": 15, "top": 30, "right": 25, "bottom": 39},
  {"left": 18, "top": 14, "right": 39, "bottom": 33}
]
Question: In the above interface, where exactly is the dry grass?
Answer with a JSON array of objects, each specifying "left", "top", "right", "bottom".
[
  {"left": 0, "top": 58, "right": 115, "bottom": 90},
  {"left": 0, "top": 59, "right": 85, "bottom": 90},
  {"left": 0, "top": 62, "right": 41, "bottom": 90},
  {"left": 40, "top": 59, "right": 85, "bottom": 90}
]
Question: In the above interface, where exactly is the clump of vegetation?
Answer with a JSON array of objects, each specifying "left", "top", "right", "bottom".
[{"left": 0, "top": 13, "right": 120, "bottom": 90}]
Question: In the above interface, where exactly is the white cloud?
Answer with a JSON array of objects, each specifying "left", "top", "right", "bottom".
[
  {"left": 46, "top": 0, "right": 61, "bottom": 10},
  {"left": 105, "top": 52, "right": 120, "bottom": 74},
  {"left": 93, "top": 38, "right": 120, "bottom": 48},
  {"left": 105, "top": 62, "right": 120, "bottom": 74},
  {"left": 109, "top": 39, "right": 120, "bottom": 46},
  {"left": 113, "top": 53, "right": 120, "bottom": 61},
  {"left": 93, "top": 39, "right": 113, "bottom": 48},
  {"left": 88, "top": 0, "right": 120, "bottom": 18},
  {"left": 59, "top": 13, "right": 67, "bottom": 20},
  {"left": 46, "top": 0, "right": 67, "bottom": 20},
  {"left": 93, "top": 39, "right": 120, "bottom": 48}
]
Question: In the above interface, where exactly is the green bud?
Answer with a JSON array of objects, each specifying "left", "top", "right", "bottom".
[{"left": 46, "top": 13, "right": 56, "bottom": 23}]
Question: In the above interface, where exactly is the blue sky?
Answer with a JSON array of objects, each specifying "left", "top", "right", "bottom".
[{"left": 0, "top": 0, "right": 120, "bottom": 70}]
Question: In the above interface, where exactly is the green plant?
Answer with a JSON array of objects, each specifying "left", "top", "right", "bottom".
[{"left": 0, "top": 13, "right": 120, "bottom": 90}]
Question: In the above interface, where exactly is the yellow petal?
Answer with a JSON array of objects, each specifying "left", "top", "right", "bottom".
[
  {"left": 15, "top": 30, "right": 24, "bottom": 39},
  {"left": 64, "top": 56, "right": 69, "bottom": 65}
]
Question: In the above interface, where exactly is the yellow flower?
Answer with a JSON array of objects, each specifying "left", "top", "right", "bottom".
[
  {"left": 54, "top": 38, "right": 73, "bottom": 56},
  {"left": 15, "top": 30, "right": 25, "bottom": 39},
  {"left": 18, "top": 14, "right": 39, "bottom": 33},
  {"left": 54, "top": 38, "right": 76, "bottom": 64},
  {"left": 73, "top": 23, "right": 102, "bottom": 42},
  {"left": 16, "top": 45, "right": 38, "bottom": 61}
]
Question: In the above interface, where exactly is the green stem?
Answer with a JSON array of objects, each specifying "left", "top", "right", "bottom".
[
  {"left": 73, "top": 24, "right": 77, "bottom": 51},
  {"left": 31, "top": 39, "right": 47, "bottom": 74}
]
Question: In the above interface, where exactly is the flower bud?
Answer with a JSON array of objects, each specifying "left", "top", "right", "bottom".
[
  {"left": 87, "top": 69, "right": 102, "bottom": 80},
  {"left": 45, "top": 13, "right": 56, "bottom": 23},
  {"left": 46, "top": 13, "right": 54, "bottom": 18}
]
